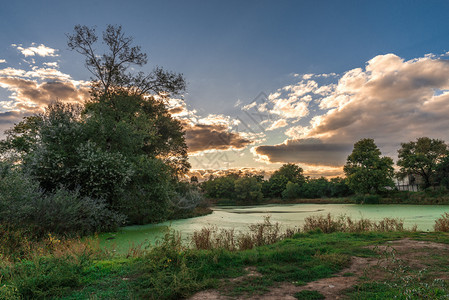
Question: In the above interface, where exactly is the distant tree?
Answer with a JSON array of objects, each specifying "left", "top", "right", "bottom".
[
  {"left": 282, "top": 181, "right": 301, "bottom": 199},
  {"left": 397, "top": 137, "right": 448, "bottom": 189},
  {"left": 67, "top": 25, "right": 185, "bottom": 97},
  {"left": 190, "top": 176, "right": 199, "bottom": 183},
  {"left": 344, "top": 138, "right": 394, "bottom": 194},
  {"left": 272, "top": 163, "right": 305, "bottom": 184},
  {"left": 264, "top": 163, "right": 305, "bottom": 198},
  {"left": 434, "top": 154, "right": 449, "bottom": 189},
  {"left": 234, "top": 176, "right": 263, "bottom": 203}
]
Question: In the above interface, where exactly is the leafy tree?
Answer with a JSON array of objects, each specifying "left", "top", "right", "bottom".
[
  {"left": 272, "top": 163, "right": 305, "bottom": 184},
  {"left": 344, "top": 138, "right": 394, "bottom": 194},
  {"left": 84, "top": 92, "right": 190, "bottom": 176},
  {"left": 282, "top": 181, "right": 301, "bottom": 199},
  {"left": 300, "top": 177, "right": 331, "bottom": 198},
  {"left": 397, "top": 137, "right": 448, "bottom": 188},
  {"left": 263, "top": 175, "right": 289, "bottom": 198},
  {"left": 329, "top": 177, "right": 352, "bottom": 197},
  {"left": 234, "top": 176, "right": 263, "bottom": 203},
  {"left": 202, "top": 175, "right": 237, "bottom": 199},
  {"left": 264, "top": 164, "right": 305, "bottom": 198},
  {"left": 435, "top": 154, "right": 449, "bottom": 189}
]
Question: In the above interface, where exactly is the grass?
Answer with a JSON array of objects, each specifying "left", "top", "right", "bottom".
[
  {"left": 294, "top": 290, "right": 325, "bottom": 299},
  {"left": 2, "top": 214, "right": 449, "bottom": 299}
]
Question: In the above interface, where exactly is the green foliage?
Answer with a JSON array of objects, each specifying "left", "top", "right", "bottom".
[
  {"left": 264, "top": 174, "right": 289, "bottom": 198},
  {"left": 435, "top": 154, "right": 449, "bottom": 189},
  {"left": 116, "top": 157, "right": 172, "bottom": 224},
  {"left": 234, "top": 176, "right": 263, "bottom": 203},
  {"left": 201, "top": 174, "right": 237, "bottom": 199},
  {"left": 0, "top": 163, "right": 125, "bottom": 236},
  {"left": 397, "top": 137, "right": 448, "bottom": 189},
  {"left": 282, "top": 181, "right": 301, "bottom": 199},
  {"left": 344, "top": 138, "right": 395, "bottom": 194},
  {"left": 84, "top": 92, "right": 190, "bottom": 176}
]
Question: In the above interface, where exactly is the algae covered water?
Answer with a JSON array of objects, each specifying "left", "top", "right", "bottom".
[{"left": 100, "top": 204, "right": 449, "bottom": 253}]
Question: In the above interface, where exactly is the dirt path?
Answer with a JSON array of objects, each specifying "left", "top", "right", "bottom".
[{"left": 189, "top": 238, "right": 449, "bottom": 300}]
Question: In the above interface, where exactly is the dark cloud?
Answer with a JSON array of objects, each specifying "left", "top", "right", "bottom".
[
  {"left": 186, "top": 123, "right": 251, "bottom": 153},
  {"left": 0, "top": 111, "right": 30, "bottom": 138},
  {"left": 254, "top": 139, "right": 352, "bottom": 166},
  {"left": 0, "top": 77, "right": 89, "bottom": 107},
  {"left": 168, "top": 106, "right": 185, "bottom": 115}
]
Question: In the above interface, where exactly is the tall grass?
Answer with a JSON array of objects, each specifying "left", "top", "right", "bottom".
[
  {"left": 434, "top": 212, "right": 449, "bottom": 232},
  {"left": 192, "top": 216, "right": 300, "bottom": 251},
  {"left": 303, "top": 213, "right": 410, "bottom": 233}
]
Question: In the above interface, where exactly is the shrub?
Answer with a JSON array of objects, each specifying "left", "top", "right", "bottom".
[
  {"left": 0, "top": 164, "right": 125, "bottom": 237},
  {"left": 434, "top": 212, "right": 449, "bottom": 232}
]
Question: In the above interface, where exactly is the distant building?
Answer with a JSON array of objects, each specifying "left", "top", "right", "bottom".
[{"left": 394, "top": 174, "right": 421, "bottom": 192}]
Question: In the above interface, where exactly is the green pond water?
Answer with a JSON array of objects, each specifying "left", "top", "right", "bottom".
[{"left": 100, "top": 204, "right": 449, "bottom": 253}]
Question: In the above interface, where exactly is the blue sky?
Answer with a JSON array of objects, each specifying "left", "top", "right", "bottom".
[{"left": 2, "top": 1, "right": 449, "bottom": 177}]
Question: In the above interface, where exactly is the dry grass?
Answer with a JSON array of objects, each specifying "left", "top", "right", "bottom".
[
  {"left": 303, "top": 213, "right": 410, "bottom": 233},
  {"left": 434, "top": 212, "right": 449, "bottom": 232},
  {"left": 191, "top": 216, "right": 300, "bottom": 251}
]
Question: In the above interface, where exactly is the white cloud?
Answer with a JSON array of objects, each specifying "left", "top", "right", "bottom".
[
  {"left": 0, "top": 59, "right": 6, "bottom": 64},
  {"left": 266, "top": 119, "right": 288, "bottom": 131},
  {"left": 15, "top": 43, "right": 59, "bottom": 57},
  {"left": 43, "top": 62, "right": 59, "bottom": 67}
]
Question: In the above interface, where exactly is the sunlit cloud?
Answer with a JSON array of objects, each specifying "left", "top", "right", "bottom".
[{"left": 14, "top": 43, "right": 59, "bottom": 57}]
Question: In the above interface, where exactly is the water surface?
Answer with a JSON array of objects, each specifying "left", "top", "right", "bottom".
[{"left": 100, "top": 204, "right": 449, "bottom": 253}]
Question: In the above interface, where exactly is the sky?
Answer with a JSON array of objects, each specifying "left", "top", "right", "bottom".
[{"left": 2, "top": 0, "right": 449, "bottom": 178}]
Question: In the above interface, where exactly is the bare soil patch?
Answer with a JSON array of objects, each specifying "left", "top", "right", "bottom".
[{"left": 189, "top": 238, "right": 449, "bottom": 299}]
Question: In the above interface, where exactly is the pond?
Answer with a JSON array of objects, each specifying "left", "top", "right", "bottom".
[{"left": 100, "top": 204, "right": 449, "bottom": 253}]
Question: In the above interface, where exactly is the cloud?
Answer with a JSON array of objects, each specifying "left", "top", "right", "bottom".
[
  {"left": 0, "top": 77, "right": 90, "bottom": 109},
  {"left": 254, "top": 53, "right": 449, "bottom": 168},
  {"left": 185, "top": 123, "right": 252, "bottom": 153},
  {"left": 43, "top": 62, "right": 58, "bottom": 67},
  {"left": 0, "top": 59, "right": 6, "bottom": 64},
  {"left": 253, "top": 139, "right": 352, "bottom": 166},
  {"left": 266, "top": 119, "right": 288, "bottom": 131},
  {"left": 14, "top": 43, "right": 58, "bottom": 57}
]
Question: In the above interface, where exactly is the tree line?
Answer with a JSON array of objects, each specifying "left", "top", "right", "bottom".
[{"left": 201, "top": 137, "right": 449, "bottom": 204}]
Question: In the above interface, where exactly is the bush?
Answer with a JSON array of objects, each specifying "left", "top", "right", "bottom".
[{"left": 0, "top": 164, "right": 125, "bottom": 236}]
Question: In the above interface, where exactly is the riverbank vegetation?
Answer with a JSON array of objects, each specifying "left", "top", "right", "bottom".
[{"left": 2, "top": 214, "right": 449, "bottom": 299}]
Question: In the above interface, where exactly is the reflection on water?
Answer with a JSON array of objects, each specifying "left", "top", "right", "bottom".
[{"left": 100, "top": 203, "right": 449, "bottom": 253}]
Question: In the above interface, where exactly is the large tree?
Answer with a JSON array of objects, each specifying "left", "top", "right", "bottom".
[
  {"left": 344, "top": 138, "right": 394, "bottom": 194},
  {"left": 67, "top": 24, "right": 185, "bottom": 97},
  {"left": 67, "top": 24, "right": 190, "bottom": 175},
  {"left": 397, "top": 137, "right": 448, "bottom": 189}
]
